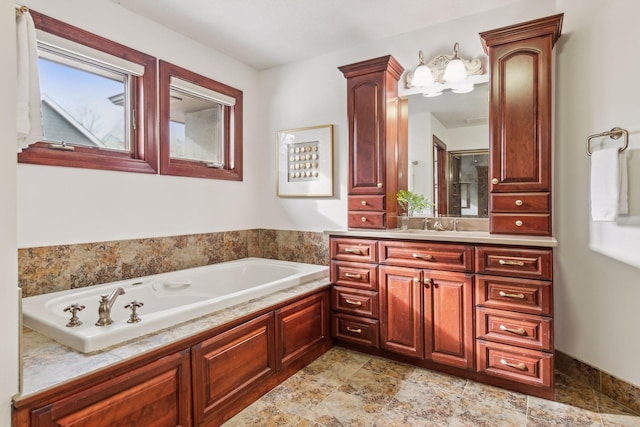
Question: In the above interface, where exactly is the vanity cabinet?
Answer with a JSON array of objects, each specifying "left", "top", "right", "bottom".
[
  {"left": 475, "top": 245, "right": 554, "bottom": 393},
  {"left": 378, "top": 241, "right": 474, "bottom": 368},
  {"left": 480, "top": 14, "right": 563, "bottom": 236},
  {"left": 329, "top": 234, "right": 555, "bottom": 399},
  {"left": 339, "top": 56, "right": 406, "bottom": 229},
  {"left": 14, "top": 289, "right": 331, "bottom": 427}
]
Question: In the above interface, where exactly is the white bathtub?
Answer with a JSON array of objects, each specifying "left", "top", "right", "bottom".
[{"left": 22, "top": 257, "right": 329, "bottom": 353}]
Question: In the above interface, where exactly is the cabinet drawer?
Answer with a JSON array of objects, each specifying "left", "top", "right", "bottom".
[
  {"left": 331, "top": 261, "right": 378, "bottom": 290},
  {"left": 490, "top": 213, "right": 551, "bottom": 235},
  {"left": 491, "top": 193, "right": 550, "bottom": 213},
  {"left": 348, "top": 195, "right": 385, "bottom": 211},
  {"left": 476, "top": 246, "right": 552, "bottom": 280},
  {"left": 379, "top": 241, "right": 474, "bottom": 272},
  {"left": 476, "top": 307, "right": 552, "bottom": 351},
  {"left": 476, "top": 340, "right": 553, "bottom": 389},
  {"left": 348, "top": 211, "right": 385, "bottom": 228},
  {"left": 476, "top": 275, "right": 552, "bottom": 316},
  {"left": 332, "top": 313, "right": 379, "bottom": 348},
  {"left": 332, "top": 286, "right": 379, "bottom": 318},
  {"left": 331, "top": 238, "right": 377, "bottom": 262}
]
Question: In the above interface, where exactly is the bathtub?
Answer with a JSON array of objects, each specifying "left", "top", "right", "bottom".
[{"left": 22, "top": 257, "right": 329, "bottom": 353}]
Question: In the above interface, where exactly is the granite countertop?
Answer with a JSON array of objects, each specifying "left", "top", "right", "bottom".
[
  {"left": 17, "top": 278, "right": 331, "bottom": 401},
  {"left": 325, "top": 229, "right": 558, "bottom": 248}
]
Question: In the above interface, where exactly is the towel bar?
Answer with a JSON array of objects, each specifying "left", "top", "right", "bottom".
[{"left": 586, "top": 127, "right": 629, "bottom": 156}]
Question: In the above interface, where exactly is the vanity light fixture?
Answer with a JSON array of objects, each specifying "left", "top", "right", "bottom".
[{"left": 405, "top": 43, "right": 483, "bottom": 95}]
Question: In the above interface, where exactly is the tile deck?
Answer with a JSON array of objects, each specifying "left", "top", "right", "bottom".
[{"left": 223, "top": 347, "right": 640, "bottom": 427}]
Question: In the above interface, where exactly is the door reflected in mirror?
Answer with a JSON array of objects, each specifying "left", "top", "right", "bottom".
[
  {"left": 448, "top": 150, "right": 488, "bottom": 217},
  {"left": 408, "top": 82, "right": 489, "bottom": 218}
]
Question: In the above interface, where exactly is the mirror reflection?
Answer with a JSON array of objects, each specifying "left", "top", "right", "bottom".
[{"left": 407, "top": 82, "right": 489, "bottom": 217}]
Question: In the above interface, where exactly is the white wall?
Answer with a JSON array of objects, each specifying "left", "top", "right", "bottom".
[
  {"left": 554, "top": 0, "right": 640, "bottom": 387},
  {"left": 1, "top": 1, "right": 20, "bottom": 425},
  {"left": 17, "top": 0, "right": 261, "bottom": 248},
  {"left": 447, "top": 124, "right": 490, "bottom": 151}
]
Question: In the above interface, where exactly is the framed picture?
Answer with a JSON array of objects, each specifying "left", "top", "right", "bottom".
[{"left": 277, "top": 124, "right": 333, "bottom": 197}]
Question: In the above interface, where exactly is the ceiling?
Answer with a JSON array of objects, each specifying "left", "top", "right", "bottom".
[{"left": 109, "top": 0, "right": 522, "bottom": 70}]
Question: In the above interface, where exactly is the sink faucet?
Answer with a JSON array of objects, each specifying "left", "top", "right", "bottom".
[{"left": 95, "top": 287, "right": 125, "bottom": 326}]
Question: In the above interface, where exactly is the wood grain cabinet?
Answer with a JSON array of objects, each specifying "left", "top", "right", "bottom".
[
  {"left": 475, "top": 245, "right": 554, "bottom": 397},
  {"left": 339, "top": 56, "right": 406, "bottom": 229},
  {"left": 480, "top": 14, "right": 563, "bottom": 236},
  {"left": 14, "top": 289, "right": 331, "bottom": 427},
  {"left": 24, "top": 349, "right": 192, "bottom": 427},
  {"left": 330, "top": 235, "right": 555, "bottom": 399}
]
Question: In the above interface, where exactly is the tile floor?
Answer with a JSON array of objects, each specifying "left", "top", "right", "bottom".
[{"left": 223, "top": 346, "right": 640, "bottom": 427}]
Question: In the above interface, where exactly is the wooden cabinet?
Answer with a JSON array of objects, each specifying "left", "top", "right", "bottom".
[
  {"left": 330, "top": 234, "right": 555, "bottom": 399},
  {"left": 330, "top": 237, "right": 380, "bottom": 348},
  {"left": 475, "top": 245, "right": 554, "bottom": 397},
  {"left": 25, "top": 349, "right": 192, "bottom": 427},
  {"left": 192, "top": 313, "right": 275, "bottom": 426},
  {"left": 480, "top": 14, "right": 563, "bottom": 236},
  {"left": 14, "top": 289, "right": 331, "bottom": 427},
  {"left": 339, "top": 56, "right": 406, "bottom": 229}
]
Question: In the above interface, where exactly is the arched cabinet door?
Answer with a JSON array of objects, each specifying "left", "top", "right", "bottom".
[{"left": 480, "top": 14, "right": 563, "bottom": 236}]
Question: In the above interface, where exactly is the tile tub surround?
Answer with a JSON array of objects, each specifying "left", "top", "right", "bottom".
[
  {"left": 223, "top": 346, "right": 640, "bottom": 427},
  {"left": 18, "top": 229, "right": 329, "bottom": 297}
]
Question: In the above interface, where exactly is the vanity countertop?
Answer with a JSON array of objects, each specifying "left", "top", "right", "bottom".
[
  {"left": 16, "top": 278, "right": 331, "bottom": 401},
  {"left": 325, "top": 229, "right": 558, "bottom": 247}
]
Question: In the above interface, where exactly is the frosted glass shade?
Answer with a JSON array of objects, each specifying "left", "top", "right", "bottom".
[
  {"left": 443, "top": 58, "right": 467, "bottom": 82},
  {"left": 411, "top": 64, "right": 434, "bottom": 87}
]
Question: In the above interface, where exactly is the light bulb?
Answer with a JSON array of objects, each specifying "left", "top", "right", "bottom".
[{"left": 411, "top": 65, "right": 434, "bottom": 87}]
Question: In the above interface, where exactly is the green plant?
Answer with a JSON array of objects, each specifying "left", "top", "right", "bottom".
[{"left": 396, "top": 190, "right": 430, "bottom": 216}]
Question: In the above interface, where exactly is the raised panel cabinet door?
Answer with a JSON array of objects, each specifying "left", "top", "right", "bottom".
[
  {"left": 488, "top": 35, "right": 552, "bottom": 194},
  {"left": 347, "top": 73, "right": 386, "bottom": 195},
  {"left": 423, "top": 270, "right": 474, "bottom": 369},
  {"left": 379, "top": 265, "right": 423, "bottom": 358},
  {"left": 275, "top": 291, "right": 329, "bottom": 370},
  {"left": 30, "top": 349, "right": 192, "bottom": 427},
  {"left": 191, "top": 312, "right": 276, "bottom": 426}
]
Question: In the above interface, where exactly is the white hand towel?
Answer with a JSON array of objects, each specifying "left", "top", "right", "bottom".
[
  {"left": 16, "top": 10, "right": 42, "bottom": 152},
  {"left": 590, "top": 148, "right": 627, "bottom": 221},
  {"left": 618, "top": 151, "right": 629, "bottom": 215}
]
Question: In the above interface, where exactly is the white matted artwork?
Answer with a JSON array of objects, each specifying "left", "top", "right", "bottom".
[{"left": 277, "top": 124, "right": 333, "bottom": 197}]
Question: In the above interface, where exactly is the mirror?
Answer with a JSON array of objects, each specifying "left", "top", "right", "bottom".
[{"left": 407, "top": 82, "right": 489, "bottom": 217}]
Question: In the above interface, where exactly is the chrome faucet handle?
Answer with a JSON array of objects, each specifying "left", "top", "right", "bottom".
[
  {"left": 453, "top": 218, "right": 459, "bottom": 232},
  {"left": 125, "top": 300, "right": 144, "bottom": 323},
  {"left": 63, "top": 303, "right": 85, "bottom": 327}
]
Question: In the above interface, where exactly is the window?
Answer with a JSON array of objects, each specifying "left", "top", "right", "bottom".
[
  {"left": 18, "top": 11, "right": 157, "bottom": 173},
  {"left": 159, "top": 61, "right": 243, "bottom": 180}
]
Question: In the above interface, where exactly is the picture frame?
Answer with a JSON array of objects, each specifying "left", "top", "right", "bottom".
[{"left": 277, "top": 124, "right": 333, "bottom": 197}]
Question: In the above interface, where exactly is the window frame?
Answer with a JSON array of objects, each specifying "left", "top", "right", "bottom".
[
  {"left": 18, "top": 10, "right": 158, "bottom": 174},
  {"left": 159, "top": 60, "right": 243, "bottom": 181}
]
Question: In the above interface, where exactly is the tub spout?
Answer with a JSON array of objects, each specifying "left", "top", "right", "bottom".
[{"left": 95, "top": 287, "right": 125, "bottom": 326}]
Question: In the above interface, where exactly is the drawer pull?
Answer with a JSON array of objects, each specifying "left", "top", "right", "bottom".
[
  {"left": 345, "top": 299, "right": 363, "bottom": 306},
  {"left": 515, "top": 199, "right": 523, "bottom": 206},
  {"left": 498, "top": 259, "right": 525, "bottom": 267},
  {"left": 344, "top": 247, "right": 363, "bottom": 255},
  {"left": 344, "top": 272, "right": 363, "bottom": 279},
  {"left": 346, "top": 326, "right": 362, "bottom": 334},
  {"left": 412, "top": 253, "right": 434, "bottom": 260},
  {"left": 499, "top": 325, "right": 527, "bottom": 335},
  {"left": 361, "top": 200, "right": 367, "bottom": 206},
  {"left": 361, "top": 217, "right": 367, "bottom": 223},
  {"left": 515, "top": 220, "right": 523, "bottom": 227},
  {"left": 500, "top": 358, "right": 527, "bottom": 371},
  {"left": 499, "top": 291, "right": 526, "bottom": 299},
  {"left": 492, "top": 178, "right": 499, "bottom": 185}
]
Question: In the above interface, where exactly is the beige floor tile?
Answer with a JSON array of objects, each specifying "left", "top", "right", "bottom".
[
  {"left": 528, "top": 395, "right": 603, "bottom": 426},
  {"left": 461, "top": 380, "right": 528, "bottom": 414},
  {"left": 305, "top": 389, "right": 385, "bottom": 427}
]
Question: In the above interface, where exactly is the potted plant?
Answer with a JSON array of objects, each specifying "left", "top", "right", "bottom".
[{"left": 396, "top": 190, "right": 431, "bottom": 229}]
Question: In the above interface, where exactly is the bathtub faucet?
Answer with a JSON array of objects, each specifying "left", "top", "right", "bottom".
[{"left": 95, "top": 287, "right": 125, "bottom": 326}]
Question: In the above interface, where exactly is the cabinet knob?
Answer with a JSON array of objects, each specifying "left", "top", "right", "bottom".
[
  {"left": 361, "top": 200, "right": 367, "bottom": 206},
  {"left": 491, "top": 178, "right": 499, "bottom": 185},
  {"left": 361, "top": 217, "right": 367, "bottom": 223},
  {"left": 377, "top": 183, "right": 383, "bottom": 188},
  {"left": 413, "top": 277, "right": 420, "bottom": 284},
  {"left": 423, "top": 278, "right": 432, "bottom": 287},
  {"left": 515, "top": 220, "right": 523, "bottom": 227},
  {"left": 515, "top": 199, "right": 523, "bottom": 206}
]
